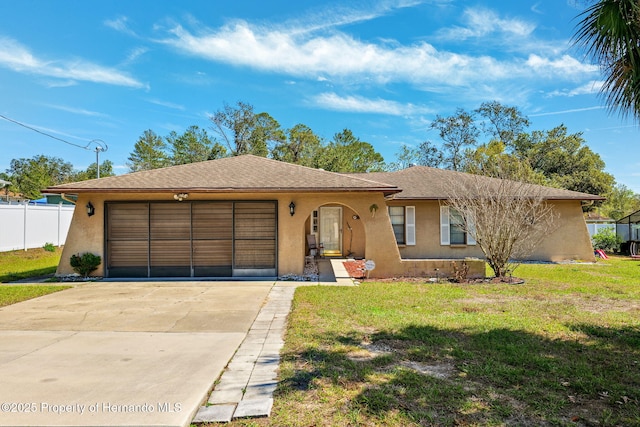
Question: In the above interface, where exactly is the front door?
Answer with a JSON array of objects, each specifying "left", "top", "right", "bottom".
[{"left": 319, "top": 206, "right": 342, "bottom": 257}]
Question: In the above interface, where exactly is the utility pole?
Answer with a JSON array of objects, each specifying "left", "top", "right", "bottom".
[{"left": 91, "top": 139, "right": 108, "bottom": 179}]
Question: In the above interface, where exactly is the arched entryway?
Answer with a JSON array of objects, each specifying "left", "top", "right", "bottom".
[{"left": 304, "top": 203, "right": 366, "bottom": 259}]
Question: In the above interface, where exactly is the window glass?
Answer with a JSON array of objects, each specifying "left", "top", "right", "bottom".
[
  {"left": 450, "top": 208, "right": 466, "bottom": 244},
  {"left": 388, "top": 206, "right": 405, "bottom": 244}
]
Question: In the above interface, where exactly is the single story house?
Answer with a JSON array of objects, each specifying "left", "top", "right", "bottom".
[{"left": 46, "top": 155, "right": 602, "bottom": 279}]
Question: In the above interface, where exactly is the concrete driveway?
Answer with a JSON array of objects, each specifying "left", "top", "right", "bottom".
[{"left": 0, "top": 281, "right": 274, "bottom": 427}]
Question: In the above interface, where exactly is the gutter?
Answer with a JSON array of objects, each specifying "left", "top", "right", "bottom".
[{"left": 60, "top": 193, "right": 77, "bottom": 205}]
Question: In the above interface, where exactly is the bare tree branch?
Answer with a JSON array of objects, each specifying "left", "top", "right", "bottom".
[{"left": 444, "top": 172, "right": 558, "bottom": 277}]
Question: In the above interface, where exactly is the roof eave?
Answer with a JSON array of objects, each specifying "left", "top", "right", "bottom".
[
  {"left": 387, "top": 195, "right": 606, "bottom": 201},
  {"left": 46, "top": 186, "right": 401, "bottom": 196}
]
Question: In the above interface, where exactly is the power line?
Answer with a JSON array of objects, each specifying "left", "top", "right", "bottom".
[{"left": 0, "top": 113, "right": 95, "bottom": 151}]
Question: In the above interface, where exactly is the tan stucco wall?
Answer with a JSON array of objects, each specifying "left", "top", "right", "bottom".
[
  {"left": 531, "top": 200, "right": 596, "bottom": 262},
  {"left": 56, "top": 191, "right": 405, "bottom": 278},
  {"left": 386, "top": 199, "right": 595, "bottom": 263}
]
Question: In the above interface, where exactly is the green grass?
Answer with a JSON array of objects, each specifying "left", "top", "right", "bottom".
[
  {"left": 0, "top": 247, "right": 63, "bottom": 283},
  {"left": 0, "top": 285, "right": 70, "bottom": 307},
  {"left": 0, "top": 247, "right": 69, "bottom": 306},
  {"left": 222, "top": 256, "right": 640, "bottom": 426}
]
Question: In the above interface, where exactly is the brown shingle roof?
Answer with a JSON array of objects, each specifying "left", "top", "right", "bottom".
[
  {"left": 46, "top": 155, "right": 400, "bottom": 195},
  {"left": 352, "top": 166, "right": 605, "bottom": 201}
]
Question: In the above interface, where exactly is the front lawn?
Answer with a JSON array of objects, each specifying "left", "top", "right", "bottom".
[
  {"left": 228, "top": 256, "right": 640, "bottom": 426},
  {"left": 0, "top": 247, "right": 62, "bottom": 283},
  {"left": 0, "top": 247, "right": 69, "bottom": 306}
]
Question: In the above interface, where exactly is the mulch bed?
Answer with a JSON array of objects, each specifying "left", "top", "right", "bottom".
[
  {"left": 343, "top": 260, "right": 367, "bottom": 279},
  {"left": 342, "top": 260, "right": 523, "bottom": 284}
]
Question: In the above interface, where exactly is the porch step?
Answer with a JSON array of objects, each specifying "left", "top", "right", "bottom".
[{"left": 318, "top": 259, "right": 356, "bottom": 286}]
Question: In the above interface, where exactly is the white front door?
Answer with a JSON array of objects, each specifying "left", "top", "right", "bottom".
[{"left": 319, "top": 207, "right": 342, "bottom": 256}]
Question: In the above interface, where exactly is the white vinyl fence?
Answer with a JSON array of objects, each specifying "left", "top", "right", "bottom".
[
  {"left": 0, "top": 203, "right": 75, "bottom": 252},
  {"left": 586, "top": 222, "right": 615, "bottom": 237}
]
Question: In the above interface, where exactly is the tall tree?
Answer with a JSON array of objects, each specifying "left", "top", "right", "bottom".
[
  {"left": 387, "top": 145, "right": 421, "bottom": 171},
  {"left": 430, "top": 108, "right": 479, "bottom": 170},
  {"left": 387, "top": 141, "right": 444, "bottom": 171},
  {"left": 272, "top": 123, "right": 322, "bottom": 166},
  {"left": 248, "top": 112, "right": 286, "bottom": 157},
  {"left": 167, "top": 125, "right": 216, "bottom": 165},
  {"left": 573, "top": 0, "right": 640, "bottom": 122},
  {"left": 475, "top": 101, "right": 530, "bottom": 147},
  {"left": 209, "top": 101, "right": 284, "bottom": 156},
  {"left": 127, "top": 130, "right": 169, "bottom": 172},
  {"left": 416, "top": 141, "right": 445, "bottom": 168},
  {"left": 515, "top": 125, "right": 615, "bottom": 197},
  {"left": 6, "top": 155, "right": 74, "bottom": 199},
  {"left": 316, "top": 129, "right": 385, "bottom": 172},
  {"left": 600, "top": 183, "right": 640, "bottom": 219},
  {"left": 73, "top": 160, "right": 115, "bottom": 181},
  {"left": 463, "top": 141, "right": 546, "bottom": 184}
]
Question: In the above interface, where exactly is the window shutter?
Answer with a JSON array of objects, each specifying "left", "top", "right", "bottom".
[
  {"left": 406, "top": 206, "right": 416, "bottom": 245},
  {"left": 440, "top": 206, "right": 450, "bottom": 245},
  {"left": 467, "top": 213, "right": 477, "bottom": 245}
]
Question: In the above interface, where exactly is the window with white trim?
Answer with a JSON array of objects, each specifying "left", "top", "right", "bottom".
[
  {"left": 389, "top": 206, "right": 405, "bottom": 244},
  {"left": 440, "top": 206, "right": 476, "bottom": 246},
  {"left": 389, "top": 206, "right": 416, "bottom": 245}
]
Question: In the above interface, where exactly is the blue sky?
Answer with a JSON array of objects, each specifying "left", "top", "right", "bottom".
[{"left": 1, "top": 0, "right": 639, "bottom": 192}]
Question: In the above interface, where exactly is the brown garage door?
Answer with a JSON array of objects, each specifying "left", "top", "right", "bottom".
[{"left": 106, "top": 201, "right": 277, "bottom": 278}]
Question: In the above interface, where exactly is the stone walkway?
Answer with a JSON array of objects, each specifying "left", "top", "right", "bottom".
[{"left": 192, "top": 259, "right": 355, "bottom": 423}]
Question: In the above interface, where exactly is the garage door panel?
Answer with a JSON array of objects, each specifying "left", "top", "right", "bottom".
[
  {"left": 150, "top": 239, "right": 191, "bottom": 277},
  {"left": 107, "top": 201, "right": 277, "bottom": 278},
  {"left": 234, "top": 240, "right": 276, "bottom": 269},
  {"left": 234, "top": 203, "right": 276, "bottom": 240},
  {"left": 108, "top": 241, "right": 148, "bottom": 266},
  {"left": 192, "top": 203, "right": 233, "bottom": 239},
  {"left": 151, "top": 204, "right": 191, "bottom": 240},
  {"left": 107, "top": 204, "right": 149, "bottom": 240},
  {"left": 193, "top": 240, "right": 232, "bottom": 265},
  {"left": 150, "top": 240, "right": 191, "bottom": 265}
]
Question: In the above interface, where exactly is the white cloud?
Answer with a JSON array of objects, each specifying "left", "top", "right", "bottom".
[
  {"left": 529, "top": 106, "right": 605, "bottom": 117},
  {"left": 43, "top": 104, "right": 108, "bottom": 117},
  {"left": 312, "top": 92, "right": 433, "bottom": 115},
  {"left": 547, "top": 80, "right": 604, "bottom": 97},
  {"left": 437, "top": 7, "right": 535, "bottom": 40},
  {"left": 0, "top": 36, "right": 146, "bottom": 88},
  {"left": 104, "top": 16, "right": 138, "bottom": 37},
  {"left": 285, "top": 0, "right": 431, "bottom": 34},
  {"left": 147, "top": 98, "right": 185, "bottom": 110},
  {"left": 124, "top": 47, "right": 149, "bottom": 64},
  {"left": 525, "top": 54, "right": 598, "bottom": 76},
  {"left": 157, "top": 15, "right": 595, "bottom": 93}
]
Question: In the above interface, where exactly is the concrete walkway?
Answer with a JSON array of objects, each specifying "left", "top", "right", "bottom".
[{"left": 193, "top": 258, "right": 356, "bottom": 423}]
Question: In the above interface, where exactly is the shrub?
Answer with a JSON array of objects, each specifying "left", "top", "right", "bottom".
[
  {"left": 69, "top": 252, "right": 101, "bottom": 277},
  {"left": 592, "top": 227, "right": 621, "bottom": 253},
  {"left": 43, "top": 242, "right": 56, "bottom": 252}
]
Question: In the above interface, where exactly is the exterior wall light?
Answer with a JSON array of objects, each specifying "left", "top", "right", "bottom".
[
  {"left": 173, "top": 193, "right": 189, "bottom": 202},
  {"left": 86, "top": 201, "right": 95, "bottom": 217},
  {"left": 289, "top": 201, "right": 296, "bottom": 216}
]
